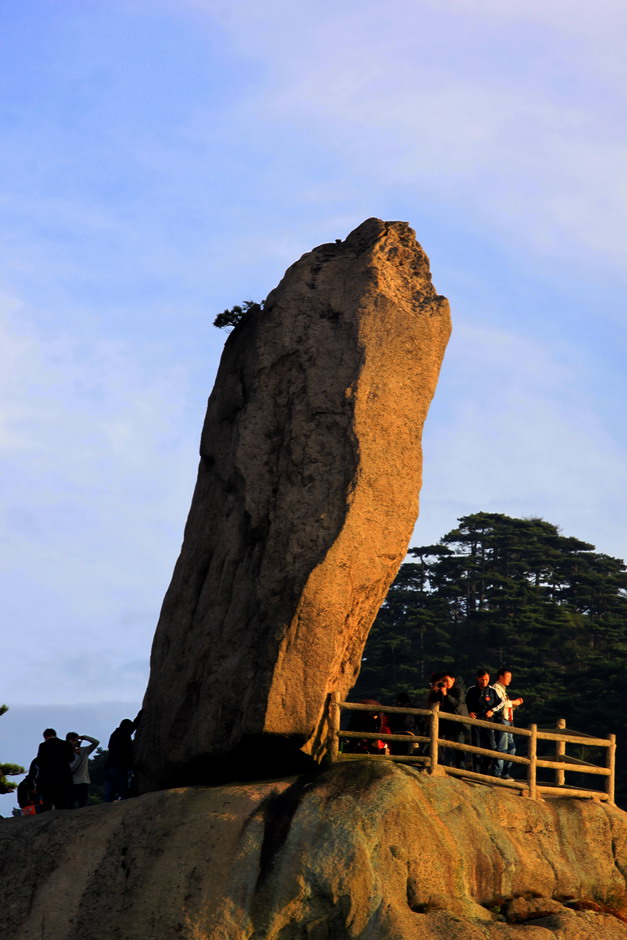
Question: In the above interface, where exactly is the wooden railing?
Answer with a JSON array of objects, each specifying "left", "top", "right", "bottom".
[{"left": 327, "top": 693, "right": 616, "bottom": 803}]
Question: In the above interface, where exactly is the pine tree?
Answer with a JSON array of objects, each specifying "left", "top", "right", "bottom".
[
  {"left": 354, "top": 512, "right": 627, "bottom": 802},
  {"left": 86, "top": 747, "right": 107, "bottom": 803},
  {"left": 0, "top": 705, "right": 25, "bottom": 795}
]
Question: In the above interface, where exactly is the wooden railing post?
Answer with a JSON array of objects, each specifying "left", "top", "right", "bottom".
[
  {"left": 328, "top": 690, "right": 340, "bottom": 763},
  {"left": 429, "top": 703, "right": 440, "bottom": 775},
  {"left": 555, "top": 718, "right": 566, "bottom": 787},
  {"left": 606, "top": 733, "right": 616, "bottom": 804},
  {"left": 528, "top": 723, "right": 537, "bottom": 799}
]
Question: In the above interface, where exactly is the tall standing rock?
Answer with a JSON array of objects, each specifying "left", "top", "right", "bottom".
[{"left": 135, "top": 219, "right": 451, "bottom": 790}]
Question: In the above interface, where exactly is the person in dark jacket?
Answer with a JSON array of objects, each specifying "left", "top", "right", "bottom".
[
  {"left": 439, "top": 672, "right": 466, "bottom": 768},
  {"left": 103, "top": 713, "right": 141, "bottom": 802},
  {"left": 465, "top": 670, "right": 504, "bottom": 775},
  {"left": 35, "top": 729, "right": 75, "bottom": 811},
  {"left": 427, "top": 671, "right": 466, "bottom": 767}
]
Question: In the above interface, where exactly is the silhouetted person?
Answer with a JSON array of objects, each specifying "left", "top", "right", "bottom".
[
  {"left": 67, "top": 732, "right": 100, "bottom": 807},
  {"left": 104, "top": 714, "right": 141, "bottom": 801},
  {"left": 17, "top": 759, "right": 44, "bottom": 816},
  {"left": 35, "top": 728, "right": 74, "bottom": 811}
]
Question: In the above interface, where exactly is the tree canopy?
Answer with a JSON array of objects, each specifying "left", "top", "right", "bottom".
[{"left": 354, "top": 512, "right": 627, "bottom": 800}]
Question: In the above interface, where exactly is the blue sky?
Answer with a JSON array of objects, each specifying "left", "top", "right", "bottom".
[{"left": 1, "top": 0, "right": 626, "bottom": 809}]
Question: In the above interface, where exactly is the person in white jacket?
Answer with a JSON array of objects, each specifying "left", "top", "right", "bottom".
[
  {"left": 67, "top": 732, "right": 100, "bottom": 807},
  {"left": 492, "top": 669, "right": 524, "bottom": 780}
]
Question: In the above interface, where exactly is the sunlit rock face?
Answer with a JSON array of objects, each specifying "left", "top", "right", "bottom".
[
  {"left": 135, "top": 219, "right": 451, "bottom": 789},
  {"left": 2, "top": 767, "right": 627, "bottom": 939}
]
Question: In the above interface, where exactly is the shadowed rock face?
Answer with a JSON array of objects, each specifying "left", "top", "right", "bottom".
[
  {"left": 2, "top": 767, "right": 627, "bottom": 939},
  {"left": 135, "top": 218, "right": 451, "bottom": 789}
]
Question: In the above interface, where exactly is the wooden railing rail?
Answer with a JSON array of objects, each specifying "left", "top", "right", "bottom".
[
  {"left": 536, "top": 730, "right": 610, "bottom": 747},
  {"left": 328, "top": 693, "right": 616, "bottom": 804},
  {"left": 435, "top": 711, "right": 533, "bottom": 737},
  {"left": 535, "top": 759, "right": 610, "bottom": 776},
  {"left": 338, "top": 703, "right": 432, "bottom": 716},
  {"left": 339, "top": 730, "right": 430, "bottom": 746}
]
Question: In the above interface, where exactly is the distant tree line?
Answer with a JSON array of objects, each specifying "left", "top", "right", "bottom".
[{"left": 354, "top": 512, "right": 627, "bottom": 803}]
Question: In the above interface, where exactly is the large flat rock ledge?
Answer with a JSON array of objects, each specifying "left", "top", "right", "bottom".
[{"left": 2, "top": 763, "right": 627, "bottom": 938}]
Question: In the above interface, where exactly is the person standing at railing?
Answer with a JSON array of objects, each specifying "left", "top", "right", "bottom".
[
  {"left": 465, "top": 670, "right": 505, "bottom": 775},
  {"left": 492, "top": 668, "right": 524, "bottom": 780},
  {"left": 427, "top": 672, "right": 462, "bottom": 767},
  {"left": 343, "top": 700, "right": 390, "bottom": 755},
  {"left": 440, "top": 672, "right": 467, "bottom": 768},
  {"left": 427, "top": 673, "right": 457, "bottom": 766},
  {"left": 426, "top": 674, "right": 444, "bottom": 762}
]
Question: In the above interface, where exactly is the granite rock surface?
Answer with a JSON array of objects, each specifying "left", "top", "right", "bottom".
[
  {"left": 135, "top": 219, "right": 451, "bottom": 789},
  {"left": 2, "top": 763, "right": 627, "bottom": 939}
]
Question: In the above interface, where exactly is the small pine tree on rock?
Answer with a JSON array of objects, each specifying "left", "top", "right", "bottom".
[{"left": 213, "top": 299, "right": 263, "bottom": 330}]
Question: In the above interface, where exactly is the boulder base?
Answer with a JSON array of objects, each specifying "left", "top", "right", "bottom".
[{"left": 2, "top": 765, "right": 627, "bottom": 939}]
